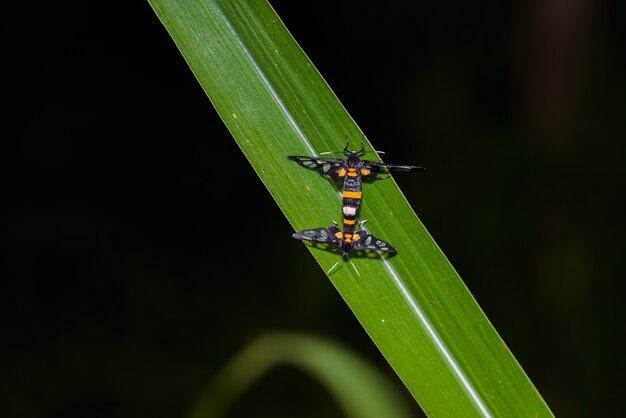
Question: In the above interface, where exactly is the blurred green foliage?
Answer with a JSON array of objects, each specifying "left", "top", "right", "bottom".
[{"left": 187, "top": 333, "right": 411, "bottom": 418}]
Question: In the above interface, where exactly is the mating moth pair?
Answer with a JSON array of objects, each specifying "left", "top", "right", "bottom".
[{"left": 290, "top": 136, "right": 422, "bottom": 273}]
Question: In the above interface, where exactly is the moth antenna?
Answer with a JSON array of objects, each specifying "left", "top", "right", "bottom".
[
  {"left": 358, "top": 133, "right": 366, "bottom": 155},
  {"left": 356, "top": 133, "right": 385, "bottom": 155},
  {"left": 320, "top": 134, "right": 353, "bottom": 155},
  {"left": 326, "top": 257, "right": 343, "bottom": 275}
]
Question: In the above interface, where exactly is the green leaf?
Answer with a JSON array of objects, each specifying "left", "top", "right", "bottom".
[
  {"left": 147, "top": 1, "right": 554, "bottom": 416},
  {"left": 187, "top": 333, "right": 412, "bottom": 418}
]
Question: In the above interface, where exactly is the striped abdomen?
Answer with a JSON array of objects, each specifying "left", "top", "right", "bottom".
[
  {"left": 340, "top": 167, "right": 362, "bottom": 254},
  {"left": 342, "top": 167, "right": 362, "bottom": 220}
]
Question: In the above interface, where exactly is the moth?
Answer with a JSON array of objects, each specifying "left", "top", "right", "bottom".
[
  {"left": 293, "top": 223, "right": 396, "bottom": 255},
  {"left": 289, "top": 136, "right": 421, "bottom": 274},
  {"left": 292, "top": 221, "right": 396, "bottom": 274},
  {"left": 288, "top": 136, "right": 422, "bottom": 230}
]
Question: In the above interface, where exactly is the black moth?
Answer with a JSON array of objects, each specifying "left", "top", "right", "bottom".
[
  {"left": 287, "top": 135, "right": 423, "bottom": 184},
  {"left": 292, "top": 224, "right": 396, "bottom": 256}
]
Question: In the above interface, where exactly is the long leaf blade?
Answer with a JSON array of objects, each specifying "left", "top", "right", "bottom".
[{"left": 147, "top": 1, "right": 553, "bottom": 416}]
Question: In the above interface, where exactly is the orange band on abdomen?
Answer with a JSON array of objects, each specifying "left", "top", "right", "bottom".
[{"left": 342, "top": 191, "right": 362, "bottom": 199}]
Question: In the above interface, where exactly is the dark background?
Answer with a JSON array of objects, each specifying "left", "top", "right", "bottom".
[{"left": 2, "top": 1, "right": 625, "bottom": 417}]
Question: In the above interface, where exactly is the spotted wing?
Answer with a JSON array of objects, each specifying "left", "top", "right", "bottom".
[
  {"left": 288, "top": 156, "right": 346, "bottom": 181},
  {"left": 360, "top": 160, "right": 424, "bottom": 179},
  {"left": 352, "top": 231, "right": 397, "bottom": 253},
  {"left": 293, "top": 225, "right": 342, "bottom": 247}
]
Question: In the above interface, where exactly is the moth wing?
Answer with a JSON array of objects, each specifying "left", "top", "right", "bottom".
[
  {"left": 288, "top": 156, "right": 346, "bottom": 181},
  {"left": 293, "top": 226, "right": 341, "bottom": 247},
  {"left": 327, "top": 225, "right": 342, "bottom": 235},
  {"left": 361, "top": 160, "right": 423, "bottom": 178},
  {"left": 352, "top": 231, "right": 397, "bottom": 253}
]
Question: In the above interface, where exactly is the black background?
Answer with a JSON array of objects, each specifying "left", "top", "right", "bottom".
[{"left": 2, "top": 1, "right": 625, "bottom": 417}]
